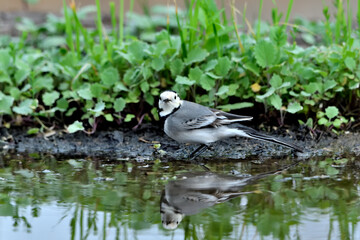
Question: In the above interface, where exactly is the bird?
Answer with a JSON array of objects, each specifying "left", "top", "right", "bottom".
[
  {"left": 160, "top": 171, "right": 253, "bottom": 229},
  {"left": 158, "top": 90, "right": 303, "bottom": 159}
]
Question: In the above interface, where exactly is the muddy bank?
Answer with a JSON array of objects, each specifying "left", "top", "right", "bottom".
[{"left": 0, "top": 124, "right": 359, "bottom": 161}]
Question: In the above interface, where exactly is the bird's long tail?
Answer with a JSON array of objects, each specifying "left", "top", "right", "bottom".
[{"left": 234, "top": 125, "right": 303, "bottom": 153}]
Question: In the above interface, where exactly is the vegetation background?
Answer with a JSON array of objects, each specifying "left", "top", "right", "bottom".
[{"left": 0, "top": 0, "right": 359, "bottom": 136}]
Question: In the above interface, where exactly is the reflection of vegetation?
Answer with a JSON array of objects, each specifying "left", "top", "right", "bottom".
[{"left": 0, "top": 155, "right": 359, "bottom": 239}]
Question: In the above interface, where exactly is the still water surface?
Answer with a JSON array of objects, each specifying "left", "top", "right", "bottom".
[{"left": 0, "top": 154, "right": 359, "bottom": 240}]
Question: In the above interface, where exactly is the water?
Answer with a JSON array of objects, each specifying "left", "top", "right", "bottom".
[{"left": 0, "top": 153, "right": 359, "bottom": 240}]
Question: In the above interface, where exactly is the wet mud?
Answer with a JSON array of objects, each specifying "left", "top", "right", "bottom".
[{"left": 0, "top": 124, "right": 359, "bottom": 161}]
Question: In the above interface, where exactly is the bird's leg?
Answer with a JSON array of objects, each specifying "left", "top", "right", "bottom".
[
  {"left": 188, "top": 144, "right": 209, "bottom": 160},
  {"left": 187, "top": 145, "right": 212, "bottom": 171}
]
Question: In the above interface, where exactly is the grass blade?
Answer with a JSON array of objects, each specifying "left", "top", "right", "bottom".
[
  {"left": 119, "top": 0, "right": 124, "bottom": 45},
  {"left": 283, "top": 0, "right": 293, "bottom": 29},
  {"left": 256, "top": 0, "right": 263, "bottom": 39},
  {"left": 63, "top": 0, "right": 75, "bottom": 56},
  {"left": 174, "top": 0, "right": 187, "bottom": 58},
  {"left": 95, "top": 0, "right": 104, "bottom": 55},
  {"left": 231, "top": 1, "right": 244, "bottom": 53}
]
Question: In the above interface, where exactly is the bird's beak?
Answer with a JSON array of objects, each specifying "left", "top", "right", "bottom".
[{"left": 163, "top": 98, "right": 171, "bottom": 103}]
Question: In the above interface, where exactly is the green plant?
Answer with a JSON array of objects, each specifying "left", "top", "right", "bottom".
[
  {"left": 0, "top": 0, "right": 359, "bottom": 134},
  {"left": 317, "top": 106, "right": 350, "bottom": 134}
]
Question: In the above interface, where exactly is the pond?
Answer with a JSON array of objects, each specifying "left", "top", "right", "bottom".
[{"left": 0, "top": 153, "right": 359, "bottom": 240}]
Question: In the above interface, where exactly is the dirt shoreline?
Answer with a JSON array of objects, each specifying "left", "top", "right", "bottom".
[{"left": 1, "top": 124, "right": 359, "bottom": 161}]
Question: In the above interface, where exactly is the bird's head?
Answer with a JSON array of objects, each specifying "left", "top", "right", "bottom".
[{"left": 158, "top": 90, "right": 182, "bottom": 117}]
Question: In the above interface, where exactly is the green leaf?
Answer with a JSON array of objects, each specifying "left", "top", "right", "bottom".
[
  {"left": 256, "top": 87, "right": 275, "bottom": 100},
  {"left": 124, "top": 114, "right": 135, "bottom": 122},
  {"left": 243, "top": 62, "right": 260, "bottom": 76},
  {"left": 151, "top": 56, "right": 165, "bottom": 71},
  {"left": 114, "top": 98, "right": 126, "bottom": 112},
  {"left": 114, "top": 82, "right": 129, "bottom": 92},
  {"left": 56, "top": 98, "right": 69, "bottom": 111},
  {"left": 67, "top": 121, "right": 85, "bottom": 133},
  {"left": 151, "top": 107, "right": 159, "bottom": 121},
  {"left": 42, "top": 91, "right": 60, "bottom": 106},
  {"left": 13, "top": 99, "right": 35, "bottom": 115},
  {"left": 40, "top": 36, "right": 66, "bottom": 48},
  {"left": 89, "top": 102, "right": 105, "bottom": 117},
  {"left": 324, "top": 80, "right": 337, "bottom": 92},
  {"left": 67, "top": 159, "right": 84, "bottom": 168},
  {"left": 170, "top": 58, "right": 184, "bottom": 77},
  {"left": 326, "top": 166, "right": 339, "bottom": 176},
  {"left": 318, "top": 117, "right": 328, "bottom": 125},
  {"left": 123, "top": 68, "right": 139, "bottom": 85},
  {"left": 189, "top": 67, "right": 203, "bottom": 81},
  {"left": 287, "top": 102, "right": 303, "bottom": 114},
  {"left": 27, "top": 128, "right": 40, "bottom": 135},
  {"left": 0, "top": 72, "right": 11, "bottom": 85},
  {"left": 0, "top": 49, "right": 11, "bottom": 70},
  {"left": 185, "top": 48, "right": 209, "bottom": 65},
  {"left": 269, "top": 94, "right": 282, "bottom": 110},
  {"left": 77, "top": 87, "right": 93, "bottom": 100},
  {"left": 32, "top": 75, "right": 53, "bottom": 93},
  {"left": 344, "top": 57, "right": 356, "bottom": 71},
  {"left": 9, "top": 87, "right": 21, "bottom": 100},
  {"left": 127, "top": 41, "right": 146, "bottom": 61},
  {"left": 216, "top": 85, "right": 229, "bottom": 96},
  {"left": 349, "top": 80, "right": 359, "bottom": 90},
  {"left": 100, "top": 67, "right": 119, "bottom": 86},
  {"left": 15, "top": 68, "right": 30, "bottom": 85},
  {"left": 304, "top": 82, "right": 322, "bottom": 94},
  {"left": 90, "top": 83, "right": 103, "bottom": 98},
  {"left": 269, "top": 26, "right": 287, "bottom": 47},
  {"left": 214, "top": 56, "right": 231, "bottom": 77},
  {"left": 175, "top": 76, "right": 195, "bottom": 86},
  {"left": 325, "top": 106, "right": 339, "bottom": 119},
  {"left": 254, "top": 40, "right": 279, "bottom": 68},
  {"left": 0, "top": 93, "right": 14, "bottom": 115},
  {"left": 203, "top": 59, "right": 218, "bottom": 71},
  {"left": 140, "top": 81, "right": 150, "bottom": 93},
  {"left": 104, "top": 114, "right": 114, "bottom": 122},
  {"left": 333, "top": 118, "right": 343, "bottom": 128},
  {"left": 199, "top": 74, "right": 215, "bottom": 90},
  {"left": 269, "top": 74, "right": 282, "bottom": 89},
  {"left": 217, "top": 102, "right": 254, "bottom": 111}
]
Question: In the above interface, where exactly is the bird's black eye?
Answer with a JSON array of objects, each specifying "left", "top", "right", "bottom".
[{"left": 174, "top": 95, "right": 177, "bottom": 99}]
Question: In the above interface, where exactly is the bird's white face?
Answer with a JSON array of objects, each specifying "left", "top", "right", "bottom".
[
  {"left": 160, "top": 202, "right": 184, "bottom": 230},
  {"left": 158, "top": 91, "right": 182, "bottom": 117}
]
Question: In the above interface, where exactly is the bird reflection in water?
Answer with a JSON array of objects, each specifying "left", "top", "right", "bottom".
[{"left": 160, "top": 171, "right": 268, "bottom": 230}]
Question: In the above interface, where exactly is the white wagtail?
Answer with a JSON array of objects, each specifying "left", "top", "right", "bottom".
[{"left": 158, "top": 90, "right": 303, "bottom": 159}]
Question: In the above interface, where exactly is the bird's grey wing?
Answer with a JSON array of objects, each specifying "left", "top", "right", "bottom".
[
  {"left": 180, "top": 115, "right": 217, "bottom": 129},
  {"left": 174, "top": 101, "right": 218, "bottom": 129}
]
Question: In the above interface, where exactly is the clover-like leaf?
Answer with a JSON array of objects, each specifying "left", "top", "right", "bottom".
[
  {"left": 42, "top": 91, "right": 60, "bottom": 106},
  {"left": 13, "top": 99, "right": 35, "bottom": 115},
  {"left": 344, "top": 57, "right": 356, "bottom": 71},
  {"left": 185, "top": 48, "right": 209, "bottom": 65},
  {"left": 0, "top": 93, "right": 14, "bottom": 115},
  {"left": 287, "top": 102, "right": 303, "bottom": 114},
  {"left": 151, "top": 56, "right": 165, "bottom": 71},
  {"left": 67, "top": 121, "right": 84, "bottom": 133},
  {"left": 269, "top": 74, "right": 282, "bottom": 89},
  {"left": 114, "top": 98, "right": 126, "bottom": 112},
  {"left": 170, "top": 58, "right": 184, "bottom": 77},
  {"left": 269, "top": 94, "right": 282, "bottom": 110},
  {"left": 214, "top": 56, "right": 231, "bottom": 77},
  {"left": 254, "top": 40, "right": 279, "bottom": 68},
  {"left": 101, "top": 67, "right": 119, "bottom": 86},
  {"left": 175, "top": 76, "right": 195, "bottom": 86},
  {"left": 325, "top": 106, "right": 339, "bottom": 120}
]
